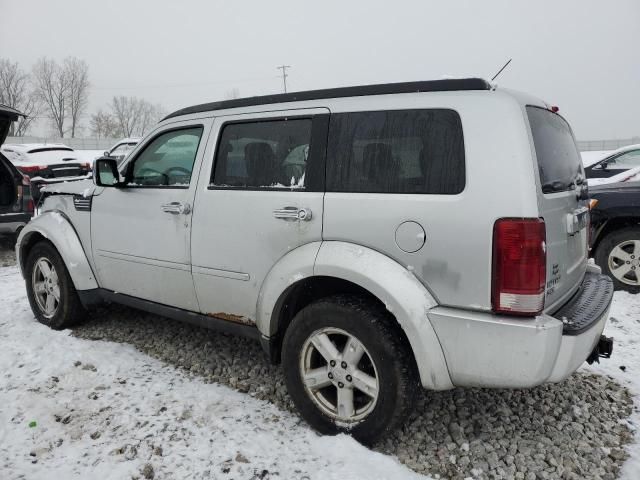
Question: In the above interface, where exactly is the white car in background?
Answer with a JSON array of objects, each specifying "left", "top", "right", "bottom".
[
  {"left": 102, "top": 138, "right": 141, "bottom": 164},
  {"left": 0, "top": 144, "right": 92, "bottom": 198}
]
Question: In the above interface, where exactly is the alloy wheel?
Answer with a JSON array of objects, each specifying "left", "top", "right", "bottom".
[
  {"left": 300, "top": 327, "right": 379, "bottom": 423},
  {"left": 32, "top": 257, "right": 61, "bottom": 318},
  {"left": 608, "top": 239, "right": 640, "bottom": 286}
]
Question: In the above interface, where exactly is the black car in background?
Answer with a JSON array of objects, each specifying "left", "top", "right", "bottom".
[
  {"left": 0, "top": 105, "right": 33, "bottom": 239},
  {"left": 590, "top": 180, "right": 640, "bottom": 292},
  {"left": 585, "top": 145, "right": 640, "bottom": 179}
]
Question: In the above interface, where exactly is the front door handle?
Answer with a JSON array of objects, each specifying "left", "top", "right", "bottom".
[
  {"left": 273, "top": 206, "right": 312, "bottom": 221},
  {"left": 162, "top": 202, "right": 191, "bottom": 215}
]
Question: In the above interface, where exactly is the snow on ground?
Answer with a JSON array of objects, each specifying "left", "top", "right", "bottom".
[
  {"left": 585, "top": 291, "right": 640, "bottom": 480},
  {"left": 0, "top": 266, "right": 423, "bottom": 480}
]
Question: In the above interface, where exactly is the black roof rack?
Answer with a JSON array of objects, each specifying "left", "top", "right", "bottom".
[{"left": 163, "top": 77, "right": 492, "bottom": 121}]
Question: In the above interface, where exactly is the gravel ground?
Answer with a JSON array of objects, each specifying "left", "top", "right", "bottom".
[
  {"left": 72, "top": 305, "right": 634, "bottom": 480},
  {"left": 1, "top": 241, "right": 634, "bottom": 479}
]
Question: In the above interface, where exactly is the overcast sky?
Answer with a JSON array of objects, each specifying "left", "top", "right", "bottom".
[{"left": 1, "top": 0, "right": 638, "bottom": 140}]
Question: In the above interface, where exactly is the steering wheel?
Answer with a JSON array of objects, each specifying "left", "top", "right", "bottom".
[
  {"left": 136, "top": 167, "right": 168, "bottom": 185},
  {"left": 165, "top": 166, "right": 191, "bottom": 177}
]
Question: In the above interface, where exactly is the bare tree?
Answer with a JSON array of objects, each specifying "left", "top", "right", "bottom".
[
  {"left": 32, "top": 57, "right": 69, "bottom": 137},
  {"left": 64, "top": 57, "right": 90, "bottom": 138},
  {"left": 89, "top": 109, "right": 119, "bottom": 139},
  {"left": 224, "top": 88, "right": 241, "bottom": 100},
  {"left": 110, "top": 96, "right": 165, "bottom": 137},
  {"left": 0, "top": 59, "right": 40, "bottom": 136}
]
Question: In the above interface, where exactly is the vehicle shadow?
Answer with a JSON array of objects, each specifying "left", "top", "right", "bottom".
[{"left": 72, "top": 305, "right": 634, "bottom": 480}]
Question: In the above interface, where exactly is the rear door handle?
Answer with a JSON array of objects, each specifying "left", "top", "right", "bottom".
[
  {"left": 273, "top": 206, "right": 312, "bottom": 221},
  {"left": 162, "top": 202, "right": 191, "bottom": 215}
]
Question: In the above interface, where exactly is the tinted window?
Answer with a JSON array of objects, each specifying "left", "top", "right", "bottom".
[
  {"left": 131, "top": 127, "right": 203, "bottom": 187},
  {"left": 326, "top": 109, "right": 465, "bottom": 194},
  {"left": 526, "top": 107, "right": 584, "bottom": 194},
  {"left": 212, "top": 119, "right": 312, "bottom": 189}
]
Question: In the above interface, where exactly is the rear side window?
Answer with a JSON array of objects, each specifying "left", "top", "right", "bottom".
[
  {"left": 526, "top": 106, "right": 584, "bottom": 194},
  {"left": 326, "top": 109, "right": 465, "bottom": 194},
  {"left": 211, "top": 119, "right": 312, "bottom": 189}
]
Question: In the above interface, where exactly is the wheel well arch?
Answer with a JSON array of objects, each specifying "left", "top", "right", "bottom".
[
  {"left": 593, "top": 216, "right": 640, "bottom": 254},
  {"left": 19, "top": 231, "right": 48, "bottom": 273},
  {"left": 267, "top": 275, "right": 414, "bottom": 367}
]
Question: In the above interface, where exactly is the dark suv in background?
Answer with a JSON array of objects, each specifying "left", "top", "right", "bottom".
[{"left": 0, "top": 105, "right": 33, "bottom": 239}]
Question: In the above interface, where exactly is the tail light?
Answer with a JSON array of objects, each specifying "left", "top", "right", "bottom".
[
  {"left": 17, "top": 165, "right": 47, "bottom": 175},
  {"left": 19, "top": 175, "right": 34, "bottom": 214},
  {"left": 492, "top": 218, "right": 546, "bottom": 316},
  {"left": 587, "top": 199, "right": 598, "bottom": 249}
]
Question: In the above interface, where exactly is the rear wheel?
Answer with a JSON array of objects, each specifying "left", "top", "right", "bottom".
[
  {"left": 595, "top": 227, "right": 640, "bottom": 293},
  {"left": 25, "top": 241, "right": 86, "bottom": 329},
  {"left": 281, "top": 294, "right": 418, "bottom": 445}
]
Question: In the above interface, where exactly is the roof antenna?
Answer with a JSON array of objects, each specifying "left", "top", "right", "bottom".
[{"left": 491, "top": 58, "right": 512, "bottom": 82}]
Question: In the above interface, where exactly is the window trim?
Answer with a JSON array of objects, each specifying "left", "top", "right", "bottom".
[
  {"left": 208, "top": 114, "right": 328, "bottom": 193},
  {"left": 122, "top": 124, "right": 205, "bottom": 189},
  {"left": 325, "top": 108, "right": 466, "bottom": 195}
]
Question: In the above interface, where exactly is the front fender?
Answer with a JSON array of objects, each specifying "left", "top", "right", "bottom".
[
  {"left": 314, "top": 241, "right": 453, "bottom": 390},
  {"left": 16, "top": 211, "right": 98, "bottom": 291}
]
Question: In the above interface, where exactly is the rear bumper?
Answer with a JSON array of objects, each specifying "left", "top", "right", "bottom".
[
  {"left": 0, "top": 214, "right": 31, "bottom": 234},
  {"left": 428, "top": 268, "right": 614, "bottom": 389}
]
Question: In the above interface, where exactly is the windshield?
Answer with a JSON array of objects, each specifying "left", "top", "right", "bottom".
[{"left": 527, "top": 106, "right": 584, "bottom": 194}]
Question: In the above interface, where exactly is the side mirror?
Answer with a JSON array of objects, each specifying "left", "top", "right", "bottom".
[{"left": 93, "top": 158, "right": 123, "bottom": 187}]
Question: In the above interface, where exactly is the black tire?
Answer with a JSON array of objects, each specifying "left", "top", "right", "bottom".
[
  {"left": 25, "top": 240, "right": 86, "bottom": 329},
  {"left": 594, "top": 226, "right": 640, "bottom": 293},
  {"left": 281, "top": 294, "right": 418, "bottom": 445}
]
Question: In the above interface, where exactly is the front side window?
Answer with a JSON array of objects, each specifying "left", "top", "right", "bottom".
[
  {"left": 326, "top": 109, "right": 465, "bottom": 194},
  {"left": 130, "top": 127, "right": 203, "bottom": 187},
  {"left": 211, "top": 119, "right": 312, "bottom": 189},
  {"left": 611, "top": 150, "right": 640, "bottom": 169}
]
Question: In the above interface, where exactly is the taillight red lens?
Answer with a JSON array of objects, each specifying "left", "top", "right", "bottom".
[
  {"left": 492, "top": 218, "right": 546, "bottom": 316},
  {"left": 17, "top": 165, "right": 47, "bottom": 174}
]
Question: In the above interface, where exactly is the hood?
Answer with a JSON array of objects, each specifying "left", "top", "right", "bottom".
[
  {"left": 0, "top": 105, "right": 24, "bottom": 146},
  {"left": 40, "top": 178, "right": 96, "bottom": 197}
]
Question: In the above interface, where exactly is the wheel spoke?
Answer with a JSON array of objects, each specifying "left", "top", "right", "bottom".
[
  {"left": 337, "top": 386, "right": 355, "bottom": 418},
  {"left": 303, "top": 367, "right": 332, "bottom": 390},
  {"left": 38, "top": 260, "right": 52, "bottom": 278},
  {"left": 45, "top": 293, "right": 56, "bottom": 313},
  {"left": 632, "top": 240, "right": 640, "bottom": 256},
  {"left": 611, "top": 262, "right": 633, "bottom": 280},
  {"left": 351, "top": 369, "right": 379, "bottom": 398},
  {"left": 51, "top": 285, "right": 61, "bottom": 302},
  {"left": 34, "top": 282, "right": 46, "bottom": 294},
  {"left": 610, "top": 246, "right": 631, "bottom": 263},
  {"left": 49, "top": 267, "right": 59, "bottom": 284},
  {"left": 341, "top": 336, "right": 365, "bottom": 366},
  {"left": 310, "top": 333, "right": 340, "bottom": 363}
]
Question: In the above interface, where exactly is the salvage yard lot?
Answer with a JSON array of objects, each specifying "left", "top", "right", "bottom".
[{"left": 1, "top": 244, "right": 639, "bottom": 480}]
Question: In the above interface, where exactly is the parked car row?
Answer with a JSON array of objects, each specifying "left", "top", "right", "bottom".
[{"left": 14, "top": 79, "right": 616, "bottom": 443}]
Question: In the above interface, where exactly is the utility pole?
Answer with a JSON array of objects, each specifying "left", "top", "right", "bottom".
[{"left": 276, "top": 65, "right": 291, "bottom": 93}]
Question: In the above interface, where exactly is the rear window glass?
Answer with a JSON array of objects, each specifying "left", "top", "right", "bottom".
[
  {"left": 527, "top": 106, "right": 584, "bottom": 194},
  {"left": 326, "top": 109, "right": 465, "bottom": 194}
]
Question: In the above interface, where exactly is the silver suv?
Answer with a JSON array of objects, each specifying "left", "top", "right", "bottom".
[{"left": 16, "top": 78, "right": 614, "bottom": 443}]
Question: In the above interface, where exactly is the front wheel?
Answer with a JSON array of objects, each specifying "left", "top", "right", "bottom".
[
  {"left": 282, "top": 295, "right": 418, "bottom": 445},
  {"left": 595, "top": 227, "right": 640, "bottom": 293},
  {"left": 25, "top": 240, "right": 86, "bottom": 329}
]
